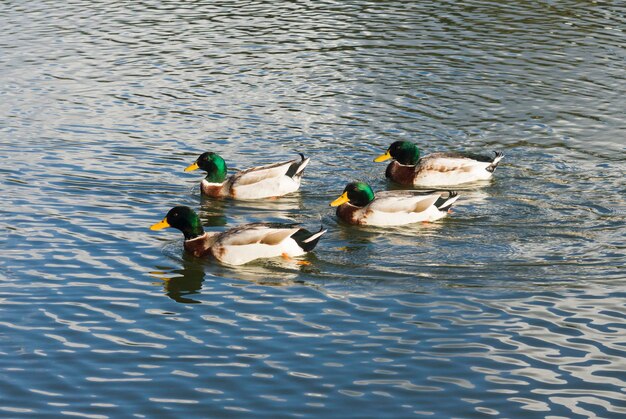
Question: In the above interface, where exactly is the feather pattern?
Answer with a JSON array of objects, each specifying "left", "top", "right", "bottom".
[
  {"left": 388, "top": 152, "right": 503, "bottom": 186},
  {"left": 376, "top": 141, "right": 503, "bottom": 186},
  {"left": 331, "top": 183, "right": 458, "bottom": 226},
  {"left": 195, "top": 154, "right": 310, "bottom": 199},
  {"left": 186, "top": 223, "right": 325, "bottom": 265}
]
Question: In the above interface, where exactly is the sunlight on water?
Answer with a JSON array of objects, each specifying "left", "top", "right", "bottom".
[{"left": 1, "top": 0, "right": 625, "bottom": 417}]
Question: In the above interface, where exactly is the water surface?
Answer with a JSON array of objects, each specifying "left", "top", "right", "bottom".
[{"left": 1, "top": 1, "right": 625, "bottom": 417}]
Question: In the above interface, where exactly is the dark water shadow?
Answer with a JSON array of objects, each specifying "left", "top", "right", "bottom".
[{"left": 152, "top": 255, "right": 206, "bottom": 304}]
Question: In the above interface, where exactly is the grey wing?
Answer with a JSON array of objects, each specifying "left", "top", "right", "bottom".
[
  {"left": 425, "top": 152, "right": 496, "bottom": 163},
  {"left": 231, "top": 158, "right": 299, "bottom": 186},
  {"left": 218, "top": 224, "right": 300, "bottom": 246},
  {"left": 369, "top": 192, "right": 441, "bottom": 213}
]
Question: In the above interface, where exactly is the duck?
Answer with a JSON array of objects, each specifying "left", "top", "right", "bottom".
[
  {"left": 150, "top": 206, "right": 326, "bottom": 265},
  {"left": 329, "top": 181, "right": 458, "bottom": 226},
  {"left": 184, "top": 152, "right": 310, "bottom": 199},
  {"left": 374, "top": 141, "right": 503, "bottom": 187}
]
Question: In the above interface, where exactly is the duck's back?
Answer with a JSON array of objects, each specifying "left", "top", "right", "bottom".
[
  {"left": 211, "top": 224, "right": 303, "bottom": 265},
  {"left": 228, "top": 157, "right": 309, "bottom": 199},
  {"left": 385, "top": 152, "right": 499, "bottom": 186}
]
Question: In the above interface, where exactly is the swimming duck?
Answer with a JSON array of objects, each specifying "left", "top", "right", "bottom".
[
  {"left": 374, "top": 141, "right": 503, "bottom": 186},
  {"left": 184, "top": 152, "right": 310, "bottom": 200},
  {"left": 150, "top": 206, "right": 326, "bottom": 265},
  {"left": 329, "top": 182, "right": 458, "bottom": 226}
]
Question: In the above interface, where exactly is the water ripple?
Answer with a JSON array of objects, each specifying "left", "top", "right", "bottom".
[{"left": 2, "top": 0, "right": 625, "bottom": 417}]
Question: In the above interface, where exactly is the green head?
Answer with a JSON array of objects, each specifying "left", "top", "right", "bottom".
[
  {"left": 330, "top": 181, "right": 375, "bottom": 207},
  {"left": 150, "top": 206, "right": 205, "bottom": 240},
  {"left": 374, "top": 141, "right": 420, "bottom": 165},
  {"left": 184, "top": 152, "right": 228, "bottom": 183}
]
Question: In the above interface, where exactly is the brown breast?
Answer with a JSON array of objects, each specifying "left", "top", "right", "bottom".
[
  {"left": 386, "top": 161, "right": 417, "bottom": 185},
  {"left": 336, "top": 204, "right": 363, "bottom": 225},
  {"left": 183, "top": 234, "right": 213, "bottom": 258},
  {"left": 201, "top": 182, "right": 226, "bottom": 198}
]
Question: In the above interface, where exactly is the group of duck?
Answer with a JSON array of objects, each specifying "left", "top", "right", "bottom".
[{"left": 150, "top": 141, "right": 504, "bottom": 266}]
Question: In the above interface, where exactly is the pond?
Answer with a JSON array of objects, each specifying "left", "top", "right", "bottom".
[{"left": 1, "top": 1, "right": 625, "bottom": 417}]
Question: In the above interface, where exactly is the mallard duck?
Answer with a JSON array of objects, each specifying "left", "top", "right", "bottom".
[
  {"left": 374, "top": 141, "right": 503, "bottom": 186},
  {"left": 330, "top": 182, "right": 458, "bottom": 226},
  {"left": 150, "top": 206, "right": 326, "bottom": 265},
  {"left": 184, "top": 152, "right": 310, "bottom": 200}
]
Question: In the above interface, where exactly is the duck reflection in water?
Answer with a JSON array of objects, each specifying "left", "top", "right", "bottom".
[
  {"left": 202, "top": 187, "right": 308, "bottom": 221},
  {"left": 198, "top": 198, "right": 228, "bottom": 227},
  {"left": 208, "top": 252, "right": 320, "bottom": 286},
  {"left": 152, "top": 249, "right": 322, "bottom": 303},
  {"left": 152, "top": 255, "right": 206, "bottom": 304}
]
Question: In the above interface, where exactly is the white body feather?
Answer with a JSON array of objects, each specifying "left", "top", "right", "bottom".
[
  {"left": 346, "top": 191, "right": 454, "bottom": 226},
  {"left": 188, "top": 223, "right": 324, "bottom": 265},
  {"left": 411, "top": 153, "right": 503, "bottom": 186},
  {"left": 202, "top": 157, "right": 309, "bottom": 200},
  {"left": 232, "top": 176, "right": 303, "bottom": 199},
  {"left": 216, "top": 238, "right": 305, "bottom": 265}
]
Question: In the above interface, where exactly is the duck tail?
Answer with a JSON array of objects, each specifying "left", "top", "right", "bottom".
[
  {"left": 286, "top": 153, "right": 310, "bottom": 178},
  {"left": 293, "top": 225, "right": 327, "bottom": 252},
  {"left": 487, "top": 151, "right": 504, "bottom": 173},
  {"left": 435, "top": 191, "right": 459, "bottom": 212}
]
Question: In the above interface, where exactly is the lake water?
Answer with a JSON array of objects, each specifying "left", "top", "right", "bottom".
[{"left": 2, "top": 1, "right": 625, "bottom": 417}]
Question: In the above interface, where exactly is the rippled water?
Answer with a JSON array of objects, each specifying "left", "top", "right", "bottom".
[{"left": 2, "top": 1, "right": 625, "bottom": 417}]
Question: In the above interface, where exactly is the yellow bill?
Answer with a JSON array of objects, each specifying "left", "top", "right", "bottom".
[
  {"left": 373, "top": 150, "right": 392, "bottom": 162},
  {"left": 184, "top": 162, "right": 199, "bottom": 172},
  {"left": 150, "top": 218, "right": 171, "bottom": 230},
  {"left": 330, "top": 192, "right": 349, "bottom": 207}
]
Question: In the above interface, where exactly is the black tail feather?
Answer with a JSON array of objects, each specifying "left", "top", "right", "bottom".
[
  {"left": 435, "top": 191, "right": 458, "bottom": 212},
  {"left": 292, "top": 225, "right": 326, "bottom": 252},
  {"left": 486, "top": 151, "right": 504, "bottom": 173},
  {"left": 285, "top": 153, "right": 308, "bottom": 178}
]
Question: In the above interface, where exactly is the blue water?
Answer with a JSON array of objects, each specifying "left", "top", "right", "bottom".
[{"left": 2, "top": 1, "right": 625, "bottom": 417}]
